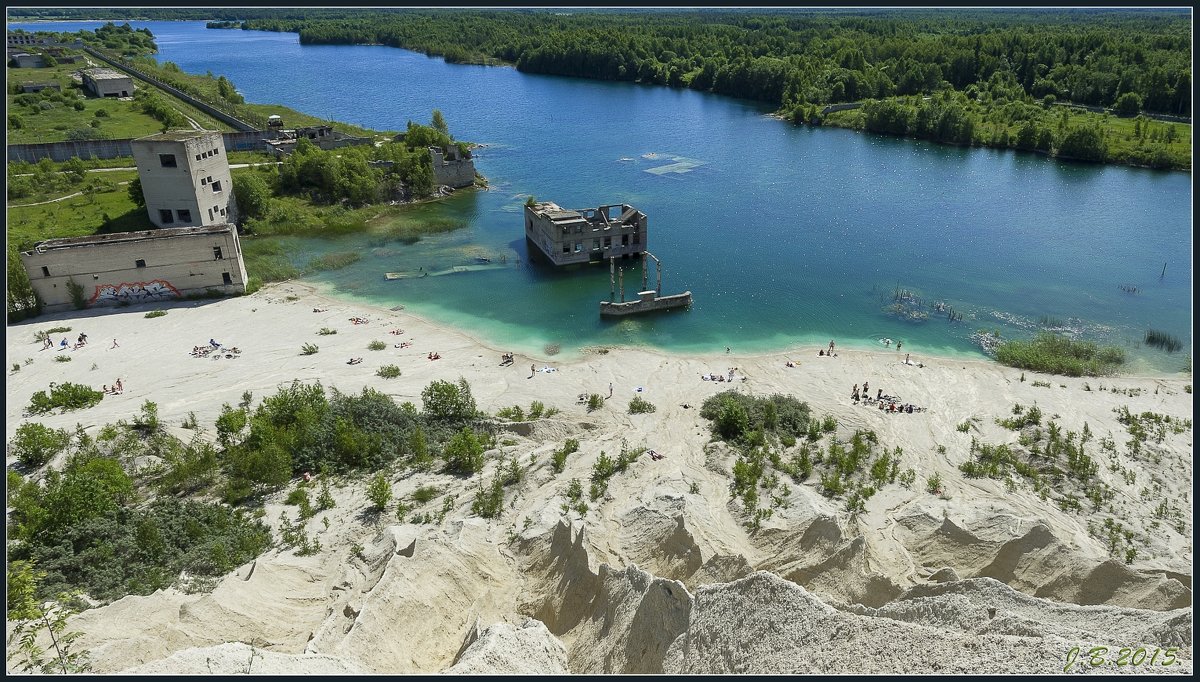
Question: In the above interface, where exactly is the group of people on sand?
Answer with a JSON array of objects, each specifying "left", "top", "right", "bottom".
[
  {"left": 427, "top": 351, "right": 442, "bottom": 361},
  {"left": 500, "top": 352, "right": 514, "bottom": 366},
  {"left": 102, "top": 378, "right": 124, "bottom": 395},
  {"left": 647, "top": 449, "right": 665, "bottom": 461},
  {"left": 45, "top": 333, "right": 90, "bottom": 351},
  {"left": 388, "top": 328, "right": 405, "bottom": 336},
  {"left": 349, "top": 317, "right": 369, "bottom": 325},
  {"left": 879, "top": 401, "right": 920, "bottom": 414},
  {"left": 701, "top": 368, "right": 738, "bottom": 382},
  {"left": 819, "top": 340, "right": 838, "bottom": 358}
]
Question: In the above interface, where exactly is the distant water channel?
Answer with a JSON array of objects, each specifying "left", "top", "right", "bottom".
[{"left": 13, "top": 21, "right": 1193, "bottom": 373}]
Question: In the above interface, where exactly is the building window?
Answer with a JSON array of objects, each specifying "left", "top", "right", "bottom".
[
  {"left": 208, "top": 208, "right": 214, "bottom": 221},
  {"left": 622, "top": 234, "right": 629, "bottom": 246},
  {"left": 574, "top": 242, "right": 583, "bottom": 253},
  {"left": 159, "top": 209, "right": 174, "bottom": 224},
  {"left": 592, "top": 239, "right": 600, "bottom": 250},
  {"left": 633, "top": 233, "right": 641, "bottom": 244},
  {"left": 220, "top": 208, "right": 226, "bottom": 216},
  {"left": 214, "top": 148, "right": 219, "bottom": 155},
  {"left": 211, "top": 180, "right": 222, "bottom": 193},
  {"left": 135, "top": 259, "right": 146, "bottom": 268},
  {"left": 213, "top": 246, "right": 223, "bottom": 260},
  {"left": 562, "top": 244, "right": 570, "bottom": 254},
  {"left": 195, "top": 154, "right": 201, "bottom": 161},
  {"left": 201, "top": 177, "right": 207, "bottom": 185},
  {"left": 159, "top": 154, "right": 176, "bottom": 168},
  {"left": 41, "top": 266, "right": 50, "bottom": 277},
  {"left": 177, "top": 209, "right": 192, "bottom": 223},
  {"left": 222, "top": 272, "right": 232, "bottom": 285},
  {"left": 603, "top": 236, "right": 612, "bottom": 249}
]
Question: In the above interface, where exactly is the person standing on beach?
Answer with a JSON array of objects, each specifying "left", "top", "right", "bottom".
[
  {"left": 829, "top": 340, "right": 835, "bottom": 353},
  {"left": 111, "top": 339, "right": 119, "bottom": 348},
  {"left": 897, "top": 341, "right": 902, "bottom": 352},
  {"left": 530, "top": 363, "right": 536, "bottom": 378},
  {"left": 905, "top": 353, "right": 910, "bottom": 364},
  {"left": 608, "top": 382, "right": 613, "bottom": 398}
]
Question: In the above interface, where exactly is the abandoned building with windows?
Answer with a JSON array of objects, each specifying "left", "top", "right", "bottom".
[
  {"left": 19, "top": 225, "right": 249, "bottom": 311},
  {"left": 523, "top": 201, "right": 647, "bottom": 266},
  {"left": 81, "top": 67, "right": 135, "bottom": 98},
  {"left": 132, "top": 130, "right": 238, "bottom": 229}
]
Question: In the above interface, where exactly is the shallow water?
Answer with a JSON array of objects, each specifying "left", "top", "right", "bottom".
[{"left": 12, "top": 20, "right": 1192, "bottom": 372}]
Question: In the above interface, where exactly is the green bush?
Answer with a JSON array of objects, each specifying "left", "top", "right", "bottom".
[
  {"left": 552, "top": 438, "right": 579, "bottom": 473},
  {"left": 367, "top": 339, "right": 386, "bottom": 351},
  {"left": 367, "top": 472, "right": 392, "bottom": 511},
  {"left": 376, "top": 364, "right": 401, "bottom": 378},
  {"left": 27, "top": 382, "right": 103, "bottom": 414},
  {"left": 471, "top": 477, "right": 505, "bottom": 518},
  {"left": 10, "top": 422, "right": 71, "bottom": 468},
  {"left": 412, "top": 485, "right": 440, "bottom": 504},
  {"left": 144, "top": 310, "right": 167, "bottom": 319},
  {"left": 421, "top": 378, "right": 476, "bottom": 421},
  {"left": 628, "top": 395, "right": 656, "bottom": 414},
  {"left": 54, "top": 354, "right": 71, "bottom": 363},
  {"left": 443, "top": 426, "right": 484, "bottom": 475},
  {"left": 300, "top": 342, "right": 319, "bottom": 355},
  {"left": 317, "top": 327, "right": 337, "bottom": 335},
  {"left": 586, "top": 393, "right": 604, "bottom": 412}
]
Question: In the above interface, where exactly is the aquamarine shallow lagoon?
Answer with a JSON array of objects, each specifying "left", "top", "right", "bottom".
[{"left": 12, "top": 21, "right": 1193, "bottom": 373}]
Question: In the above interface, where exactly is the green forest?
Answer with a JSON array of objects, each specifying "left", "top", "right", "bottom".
[{"left": 9, "top": 9, "right": 1191, "bottom": 168}]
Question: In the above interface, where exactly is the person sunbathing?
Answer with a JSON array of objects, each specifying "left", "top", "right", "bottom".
[{"left": 347, "top": 357, "right": 363, "bottom": 365}]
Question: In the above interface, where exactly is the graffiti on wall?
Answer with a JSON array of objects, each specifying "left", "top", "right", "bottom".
[{"left": 89, "top": 279, "right": 181, "bottom": 307}]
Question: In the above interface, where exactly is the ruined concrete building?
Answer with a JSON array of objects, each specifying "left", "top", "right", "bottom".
[
  {"left": 524, "top": 201, "right": 647, "bottom": 266},
  {"left": 20, "top": 225, "right": 248, "bottom": 312},
  {"left": 81, "top": 67, "right": 134, "bottom": 98},
  {"left": 132, "top": 130, "right": 238, "bottom": 228}
]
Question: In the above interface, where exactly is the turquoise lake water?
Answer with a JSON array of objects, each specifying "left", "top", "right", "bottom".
[{"left": 11, "top": 21, "right": 1193, "bottom": 372}]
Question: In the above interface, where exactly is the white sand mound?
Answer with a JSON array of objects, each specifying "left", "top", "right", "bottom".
[
  {"left": 444, "top": 618, "right": 568, "bottom": 674},
  {"left": 121, "top": 642, "right": 364, "bottom": 674}
]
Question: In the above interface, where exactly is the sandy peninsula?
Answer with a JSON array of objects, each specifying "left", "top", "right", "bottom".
[{"left": 5, "top": 282, "right": 1193, "bottom": 674}]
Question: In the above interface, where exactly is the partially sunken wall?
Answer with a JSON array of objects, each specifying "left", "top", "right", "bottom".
[
  {"left": 430, "top": 147, "right": 476, "bottom": 188},
  {"left": 21, "top": 225, "right": 248, "bottom": 312}
]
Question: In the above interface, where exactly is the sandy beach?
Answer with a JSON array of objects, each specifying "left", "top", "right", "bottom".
[{"left": 5, "top": 282, "right": 1193, "bottom": 674}]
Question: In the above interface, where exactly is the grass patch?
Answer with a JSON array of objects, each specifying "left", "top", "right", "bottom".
[
  {"left": 33, "top": 326, "right": 72, "bottom": 342},
  {"left": 377, "top": 364, "right": 401, "bottom": 378},
  {"left": 995, "top": 332, "right": 1125, "bottom": 377},
  {"left": 306, "top": 251, "right": 361, "bottom": 272},
  {"left": 367, "top": 340, "right": 386, "bottom": 351},
  {"left": 1144, "top": 329, "right": 1182, "bottom": 353},
  {"left": 7, "top": 173, "right": 153, "bottom": 250},
  {"left": 54, "top": 354, "right": 71, "bottom": 363},
  {"left": 144, "top": 310, "right": 167, "bottom": 319},
  {"left": 300, "top": 342, "right": 319, "bottom": 355},
  {"left": 317, "top": 327, "right": 337, "bottom": 336}
]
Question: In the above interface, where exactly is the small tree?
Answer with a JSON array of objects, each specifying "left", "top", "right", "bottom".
[
  {"left": 127, "top": 176, "right": 145, "bottom": 207},
  {"left": 421, "top": 378, "right": 476, "bottom": 421},
  {"left": 6, "top": 561, "right": 91, "bottom": 673},
  {"left": 431, "top": 108, "right": 449, "bottom": 136},
  {"left": 443, "top": 426, "right": 484, "bottom": 475},
  {"left": 10, "top": 422, "right": 70, "bottom": 468},
  {"left": 367, "top": 472, "right": 392, "bottom": 512},
  {"left": 1113, "top": 92, "right": 1142, "bottom": 117}
]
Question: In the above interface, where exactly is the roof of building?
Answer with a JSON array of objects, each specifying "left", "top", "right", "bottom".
[
  {"left": 29, "top": 225, "right": 235, "bottom": 252},
  {"left": 134, "top": 130, "right": 221, "bottom": 143},
  {"left": 82, "top": 67, "right": 131, "bottom": 80}
]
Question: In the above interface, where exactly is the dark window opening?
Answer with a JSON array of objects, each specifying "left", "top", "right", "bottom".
[
  {"left": 135, "top": 259, "right": 146, "bottom": 268},
  {"left": 177, "top": 209, "right": 192, "bottom": 223},
  {"left": 562, "top": 244, "right": 570, "bottom": 254},
  {"left": 201, "top": 177, "right": 207, "bottom": 185},
  {"left": 208, "top": 208, "right": 214, "bottom": 221},
  {"left": 159, "top": 153, "right": 176, "bottom": 168},
  {"left": 213, "top": 246, "right": 223, "bottom": 260},
  {"left": 222, "top": 272, "right": 232, "bottom": 285},
  {"left": 159, "top": 209, "right": 174, "bottom": 224},
  {"left": 211, "top": 180, "right": 222, "bottom": 193},
  {"left": 41, "top": 266, "right": 50, "bottom": 277},
  {"left": 195, "top": 154, "right": 202, "bottom": 161}
]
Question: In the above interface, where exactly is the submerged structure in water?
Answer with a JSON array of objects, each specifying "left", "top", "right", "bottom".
[
  {"left": 599, "top": 251, "right": 692, "bottom": 317},
  {"left": 524, "top": 200, "right": 647, "bottom": 266}
]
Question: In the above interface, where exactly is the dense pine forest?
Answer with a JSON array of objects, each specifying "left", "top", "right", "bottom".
[{"left": 10, "top": 8, "right": 1192, "bottom": 168}]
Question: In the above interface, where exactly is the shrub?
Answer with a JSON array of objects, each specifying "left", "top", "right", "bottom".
[
  {"left": 376, "top": 364, "right": 401, "bottom": 379},
  {"left": 10, "top": 422, "right": 71, "bottom": 468},
  {"left": 54, "top": 355, "right": 71, "bottom": 363},
  {"left": 552, "top": 438, "right": 579, "bottom": 473},
  {"left": 367, "top": 472, "right": 392, "bottom": 512},
  {"left": 144, "top": 310, "right": 167, "bottom": 319},
  {"left": 471, "top": 477, "right": 505, "bottom": 518},
  {"left": 421, "top": 378, "right": 476, "bottom": 421},
  {"left": 300, "top": 342, "right": 319, "bottom": 355},
  {"left": 412, "top": 485, "right": 440, "bottom": 504},
  {"left": 285, "top": 487, "right": 309, "bottom": 506},
  {"left": 317, "top": 327, "right": 337, "bottom": 336},
  {"left": 443, "top": 426, "right": 484, "bottom": 475},
  {"left": 628, "top": 395, "right": 656, "bottom": 414},
  {"left": 528, "top": 401, "right": 545, "bottom": 419},
  {"left": 367, "top": 340, "right": 386, "bottom": 351},
  {"left": 66, "top": 278, "right": 87, "bottom": 310},
  {"left": 27, "top": 382, "right": 103, "bottom": 414},
  {"left": 496, "top": 405, "right": 524, "bottom": 421},
  {"left": 586, "top": 393, "right": 604, "bottom": 412},
  {"left": 926, "top": 472, "right": 943, "bottom": 495}
]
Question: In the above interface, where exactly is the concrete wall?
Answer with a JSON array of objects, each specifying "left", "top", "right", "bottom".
[
  {"left": 132, "top": 132, "right": 238, "bottom": 228},
  {"left": 430, "top": 147, "right": 477, "bottom": 188},
  {"left": 11, "top": 53, "right": 45, "bottom": 68},
  {"left": 21, "top": 226, "right": 248, "bottom": 312},
  {"left": 7, "top": 130, "right": 274, "bottom": 163},
  {"left": 81, "top": 47, "right": 259, "bottom": 132}
]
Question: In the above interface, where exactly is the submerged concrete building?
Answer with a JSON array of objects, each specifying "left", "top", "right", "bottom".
[
  {"left": 523, "top": 201, "right": 647, "bottom": 266},
  {"left": 132, "top": 130, "right": 238, "bottom": 228},
  {"left": 81, "top": 67, "right": 134, "bottom": 98},
  {"left": 20, "top": 225, "right": 248, "bottom": 312}
]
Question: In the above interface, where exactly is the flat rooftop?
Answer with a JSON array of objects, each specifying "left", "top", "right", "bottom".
[
  {"left": 82, "top": 67, "right": 130, "bottom": 80},
  {"left": 28, "top": 225, "right": 235, "bottom": 252}
]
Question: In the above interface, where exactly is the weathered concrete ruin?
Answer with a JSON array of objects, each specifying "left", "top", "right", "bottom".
[{"left": 524, "top": 201, "right": 646, "bottom": 266}]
